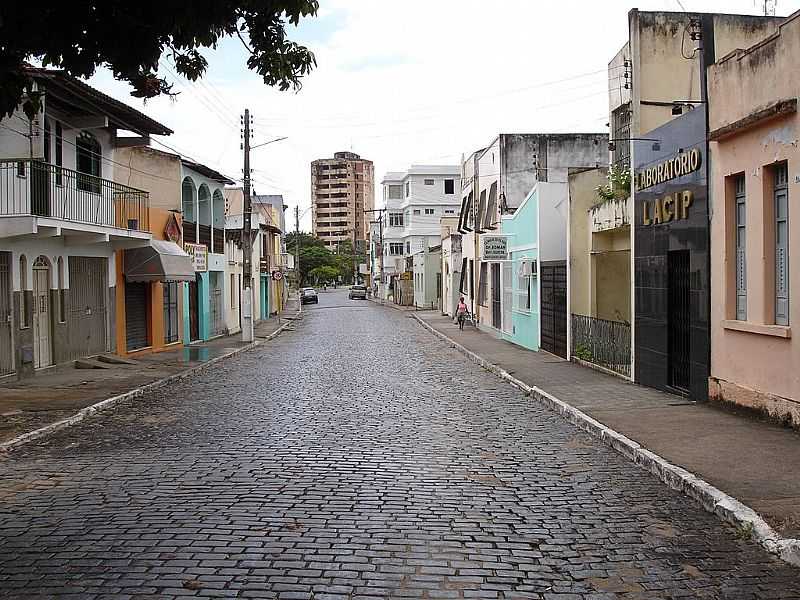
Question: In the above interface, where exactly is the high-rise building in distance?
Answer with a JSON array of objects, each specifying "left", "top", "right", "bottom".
[{"left": 311, "top": 152, "right": 375, "bottom": 251}]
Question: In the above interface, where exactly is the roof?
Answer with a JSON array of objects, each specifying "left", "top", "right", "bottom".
[
  {"left": 26, "top": 67, "right": 172, "bottom": 136},
  {"left": 181, "top": 158, "right": 235, "bottom": 184}
]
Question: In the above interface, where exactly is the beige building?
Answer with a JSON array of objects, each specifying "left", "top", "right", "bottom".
[
  {"left": 311, "top": 151, "right": 374, "bottom": 252},
  {"left": 707, "top": 10, "right": 800, "bottom": 427}
]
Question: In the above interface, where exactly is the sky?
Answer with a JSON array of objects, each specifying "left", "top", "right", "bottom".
[{"left": 87, "top": 0, "right": 799, "bottom": 231}]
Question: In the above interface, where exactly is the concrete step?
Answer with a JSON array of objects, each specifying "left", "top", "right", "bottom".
[
  {"left": 96, "top": 354, "right": 138, "bottom": 366},
  {"left": 74, "top": 358, "right": 113, "bottom": 370}
]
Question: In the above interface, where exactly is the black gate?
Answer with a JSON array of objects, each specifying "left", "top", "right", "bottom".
[
  {"left": 541, "top": 262, "right": 567, "bottom": 358},
  {"left": 125, "top": 282, "right": 149, "bottom": 351},
  {"left": 667, "top": 250, "right": 690, "bottom": 392},
  {"left": 491, "top": 263, "right": 501, "bottom": 329}
]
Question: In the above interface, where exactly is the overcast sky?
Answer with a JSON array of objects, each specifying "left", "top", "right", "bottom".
[{"left": 89, "top": 0, "right": 799, "bottom": 231}]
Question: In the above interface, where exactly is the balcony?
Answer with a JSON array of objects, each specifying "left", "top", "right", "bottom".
[
  {"left": 0, "top": 159, "right": 149, "bottom": 233},
  {"left": 183, "top": 222, "right": 224, "bottom": 254}
]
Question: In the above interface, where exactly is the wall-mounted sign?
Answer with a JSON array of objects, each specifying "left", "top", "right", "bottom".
[
  {"left": 164, "top": 213, "right": 181, "bottom": 243},
  {"left": 184, "top": 243, "right": 208, "bottom": 272},
  {"left": 271, "top": 270, "right": 284, "bottom": 281},
  {"left": 635, "top": 147, "right": 702, "bottom": 191},
  {"left": 642, "top": 191, "right": 694, "bottom": 226},
  {"left": 480, "top": 235, "right": 508, "bottom": 261}
]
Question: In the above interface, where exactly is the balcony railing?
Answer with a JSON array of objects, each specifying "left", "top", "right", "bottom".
[
  {"left": 183, "top": 221, "right": 224, "bottom": 254},
  {"left": 0, "top": 159, "right": 149, "bottom": 232},
  {"left": 571, "top": 314, "right": 631, "bottom": 377}
]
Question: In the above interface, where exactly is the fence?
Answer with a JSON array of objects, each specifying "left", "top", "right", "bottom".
[
  {"left": 0, "top": 159, "right": 149, "bottom": 232},
  {"left": 571, "top": 313, "right": 631, "bottom": 377}
]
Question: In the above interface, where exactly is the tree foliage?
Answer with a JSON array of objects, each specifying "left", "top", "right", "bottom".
[{"left": 0, "top": 1, "right": 319, "bottom": 118}]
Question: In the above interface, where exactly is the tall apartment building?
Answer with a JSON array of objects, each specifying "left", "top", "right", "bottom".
[{"left": 311, "top": 152, "right": 375, "bottom": 251}]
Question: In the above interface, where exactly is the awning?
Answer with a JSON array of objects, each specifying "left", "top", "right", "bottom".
[{"left": 124, "top": 240, "right": 195, "bottom": 282}]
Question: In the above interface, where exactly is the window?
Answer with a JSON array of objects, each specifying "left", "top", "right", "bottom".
[
  {"left": 424, "top": 179, "right": 435, "bottom": 186},
  {"left": 405, "top": 182, "right": 410, "bottom": 197},
  {"left": 57, "top": 257, "right": 65, "bottom": 323},
  {"left": 459, "top": 257, "right": 468, "bottom": 294},
  {"left": 389, "top": 243, "right": 404, "bottom": 256},
  {"left": 55, "top": 121, "right": 63, "bottom": 186},
  {"left": 444, "top": 179, "right": 455, "bottom": 194},
  {"left": 734, "top": 175, "right": 746, "bottom": 321},
  {"left": 515, "top": 260, "right": 532, "bottom": 311},
  {"left": 424, "top": 208, "right": 434, "bottom": 215},
  {"left": 163, "top": 282, "right": 179, "bottom": 343},
  {"left": 44, "top": 119, "right": 51, "bottom": 164},
  {"left": 469, "top": 260, "right": 474, "bottom": 298},
  {"left": 413, "top": 209, "right": 421, "bottom": 215},
  {"left": 484, "top": 182, "right": 498, "bottom": 229},
  {"left": 76, "top": 132, "right": 101, "bottom": 193},
  {"left": 16, "top": 161, "right": 25, "bottom": 177},
  {"left": 388, "top": 185, "right": 403, "bottom": 200},
  {"left": 445, "top": 209, "right": 455, "bottom": 214},
  {"left": 405, "top": 241, "right": 411, "bottom": 254},
  {"left": 612, "top": 103, "right": 632, "bottom": 169},
  {"left": 478, "top": 263, "right": 489, "bottom": 305},
  {"left": 19, "top": 255, "right": 28, "bottom": 328},
  {"left": 231, "top": 274, "right": 236, "bottom": 308},
  {"left": 774, "top": 162, "right": 789, "bottom": 325},
  {"left": 389, "top": 212, "right": 404, "bottom": 227},
  {"left": 476, "top": 190, "right": 487, "bottom": 232}
]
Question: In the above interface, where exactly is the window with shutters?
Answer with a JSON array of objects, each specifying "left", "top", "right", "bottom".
[
  {"left": 734, "top": 175, "right": 746, "bottom": 321},
  {"left": 774, "top": 163, "right": 789, "bottom": 325},
  {"left": 478, "top": 263, "right": 488, "bottom": 305}
]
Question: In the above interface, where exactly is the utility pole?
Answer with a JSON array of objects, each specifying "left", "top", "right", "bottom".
[
  {"left": 294, "top": 205, "right": 300, "bottom": 288},
  {"left": 240, "top": 108, "right": 254, "bottom": 342},
  {"left": 365, "top": 208, "right": 386, "bottom": 298}
]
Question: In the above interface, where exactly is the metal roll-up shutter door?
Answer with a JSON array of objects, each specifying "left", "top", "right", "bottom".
[
  {"left": 125, "top": 282, "right": 149, "bottom": 351},
  {"left": 68, "top": 256, "right": 108, "bottom": 360}
]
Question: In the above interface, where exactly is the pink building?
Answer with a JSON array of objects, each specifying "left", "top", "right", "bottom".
[{"left": 708, "top": 11, "right": 800, "bottom": 427}]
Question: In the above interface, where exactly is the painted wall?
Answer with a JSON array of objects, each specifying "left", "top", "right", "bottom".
[
  {"left": 707, "top": 11, "right": 800, "bottom": 425},
  {"left": 568, "top": 168, "right": 607, "bottom": 318},
  {"left": 502, "top": 187, "right": 540, "bottom": 351},
  {"left": 114, "top": 147, "right": 181, "bottom": 211}
]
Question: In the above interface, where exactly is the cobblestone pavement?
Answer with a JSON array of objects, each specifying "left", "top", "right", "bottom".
[{"left": 1, "top": 291, "right": 798, "bottom": 599}]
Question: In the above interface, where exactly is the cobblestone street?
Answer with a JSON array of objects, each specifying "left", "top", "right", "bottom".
[{"left": 1, "top": 290, "right": 798, "bottom": 599}]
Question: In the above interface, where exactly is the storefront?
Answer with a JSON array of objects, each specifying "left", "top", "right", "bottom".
[{"left": 633, "top": 107, "right": 709, "bottom": 400}]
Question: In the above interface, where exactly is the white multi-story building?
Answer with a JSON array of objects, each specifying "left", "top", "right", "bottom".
[{"left": 379, "top": 165, "right": 460, "bottom": 299}]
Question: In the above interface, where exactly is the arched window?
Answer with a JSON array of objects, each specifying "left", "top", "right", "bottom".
[
  {"left": 57, "top": 257, "right": 65, "bottom": 323},
  {"left": 181, "top": 177, "right": 196, "bottom": 222},
  {"left": 198, "top": 184, "right": 211, "bottom": 226},
  {"left": 19, "top": 255, "right": 28, "bottom": 328},
  {"left": 76, "top": 132, "right": 101, "bottom": 193}
]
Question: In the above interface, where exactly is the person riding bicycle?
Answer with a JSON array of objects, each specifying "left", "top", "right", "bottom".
[{"left": 456, "top": 296, "right": 468, "bottom": 331}]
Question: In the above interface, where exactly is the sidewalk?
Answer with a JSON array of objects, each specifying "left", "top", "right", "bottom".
[
  {"left": 0, "top": 296, "right": 300, "bottom": 447},
  {"left": 415, "top": 312, "right": 800, "bottom": 539}
]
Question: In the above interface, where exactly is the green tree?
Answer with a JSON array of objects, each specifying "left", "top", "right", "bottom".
[
  {"left": 0, "top": 1, "right": 319, "bottom": 119},
  {"left": 309, "top": 265, "right": 339, "bottom": 285}
]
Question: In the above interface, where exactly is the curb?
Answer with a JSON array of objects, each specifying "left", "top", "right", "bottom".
[
  {"left": 411, "top": 313, "right": 800, "bottom": 568},
  {"left": 0, "top": 309, "right": 302, "bottom": 454}
]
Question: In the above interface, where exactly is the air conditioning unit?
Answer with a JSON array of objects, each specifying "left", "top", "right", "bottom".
[{"left": 519, "top": 259, "right": 537, "bottom": 277}]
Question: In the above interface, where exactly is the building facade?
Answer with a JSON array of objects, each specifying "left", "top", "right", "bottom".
[
  {"left": 707, "top": 11, "right": 800, "bottom": 425},
  {"left": 412, "top": 246, "right": 441, "bottom": 310},
  {"left": 380, "top": 165, "right": 460, "bottom": 300},
  {"left": 0, "top": 68, "right": 195, "bottom": 378},
  {"left": 440, "top": 216, "right": 461, "bottom": 317},
  {"left": 311, "top": 151, "right": 374, "bottom": 252}
]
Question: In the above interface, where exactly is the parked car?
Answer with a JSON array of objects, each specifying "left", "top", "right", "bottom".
[
  {"left": 349, "top": 285, "right": 367, "bottom": 300},
  {"left": 301, "top": 287, "right": 318, "bottom": 304}
]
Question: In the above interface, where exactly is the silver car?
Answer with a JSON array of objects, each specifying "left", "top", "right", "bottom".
[{"left": 349, "top": 285, "right": 367, "bottom": 300}]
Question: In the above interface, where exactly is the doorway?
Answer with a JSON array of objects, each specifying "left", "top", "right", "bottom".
[
  {"left": 540, "top": 262, "right": 567, "bottom": 358},
  {"left": 491, "top": 263, "right": 501, "bottom": 329},
  {"left": 667, "top": 250, "right": 690, "bottom": 392},
  {"left": 32, "top": 256, "right": 52, "bottom": 368},
  {"left": 124, "top": 281, "right": 149, "bottom": 352},
  {"left": 188, "top": 278, "right": 200, "bottom": 341},
  {"left": 0, "top": 252, "right": 12, "bottom": 375}
]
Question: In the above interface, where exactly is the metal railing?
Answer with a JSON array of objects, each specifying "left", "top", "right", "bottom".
[
  {"left": 183, "top": 221, "right": 224, "bottom": 254},
  {"left": 571, "top": 313, "right": 631, "bottom": 377},
  {"left": 0, "top": 159, "right": 149, "bottom": 232}
]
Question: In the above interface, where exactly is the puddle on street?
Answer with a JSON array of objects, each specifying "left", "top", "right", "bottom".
[{"left": 181, "top": 347, "right": 210, "bottom": 362}]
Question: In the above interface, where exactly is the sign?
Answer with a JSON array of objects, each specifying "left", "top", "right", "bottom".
[
  {"left": 400, "top": 271, "right": 412, "bottom": 281},
  {"left": 184, "top": 243, "right": 208, "bottom": 272},
  {"left": 164, "top": 213, "right": 181, "bottom": 243},
  {"left": 642, "top": 191, "right": 694, "bottom": 226},
  {"left": 259, "top": 256, "right": 271, "bottom": 274},
  {"left": 271, "top": 270, "right": 284, "bottom": 281},
  {"left": 480, "top": 235, "right": 508, "bottom": 261},
  {"left": 635, "top": 147, "right": 702, "bottom": 191}
]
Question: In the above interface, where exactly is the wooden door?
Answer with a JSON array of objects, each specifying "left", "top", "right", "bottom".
[{"left": 32, "top": 258, "right": 52, "bottom": 368}]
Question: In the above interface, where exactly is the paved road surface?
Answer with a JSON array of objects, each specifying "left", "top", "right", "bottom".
[{"left": 1, "top": 289, "right": 798, "bottom": 599}]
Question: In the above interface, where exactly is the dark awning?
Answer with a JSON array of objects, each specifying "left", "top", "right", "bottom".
[{"left": 124, "top": 240, "right": 195, "bottom": 282}]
